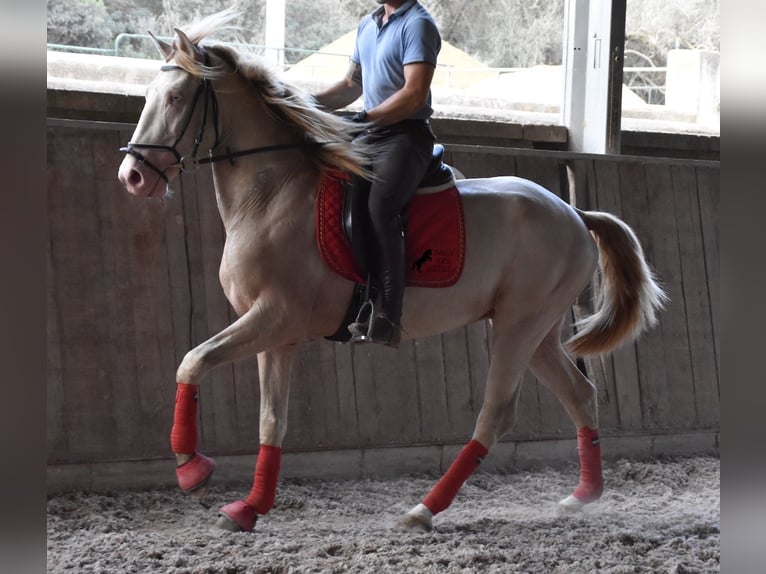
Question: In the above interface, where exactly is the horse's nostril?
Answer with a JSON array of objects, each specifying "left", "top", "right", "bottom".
[{"left": 127, "top": 169, "right": 143, "bottom": 187}]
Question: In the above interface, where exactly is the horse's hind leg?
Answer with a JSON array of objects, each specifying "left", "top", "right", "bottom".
[
  {"left": 401, "top": 314, "right": 547, "bottom": 531},
  {"left": 528, "top": 318, "right": 603, "bottom": 511}
]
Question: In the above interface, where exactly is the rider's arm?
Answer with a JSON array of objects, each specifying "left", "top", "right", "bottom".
[
  {"left": 364, "top": 62, "right": 435, "bottom": 126},
  {"left": 313, "top": 61, "right": 363, "bottom": 111}
]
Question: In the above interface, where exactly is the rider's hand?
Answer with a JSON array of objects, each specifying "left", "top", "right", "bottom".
[{"left": 348, "top": 110, "right": 369, "bottom": 123}]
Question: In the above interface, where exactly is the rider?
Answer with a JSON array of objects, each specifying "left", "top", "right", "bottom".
[{"left": 313, "top": 0, "right": 441, "bottom": 347}]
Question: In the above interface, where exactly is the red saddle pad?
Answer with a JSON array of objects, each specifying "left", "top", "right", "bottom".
[{"left": 316, "top": 173, "right": 465, "bottom": 288}]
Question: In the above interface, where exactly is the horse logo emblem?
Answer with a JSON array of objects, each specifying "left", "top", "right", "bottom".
[{"left": 412, "top": 249, "right": 433, "bottom": 272}]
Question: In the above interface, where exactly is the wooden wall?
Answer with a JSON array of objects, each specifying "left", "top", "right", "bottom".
[{"left": 47, "top": 120, "right": 719, "bottom": 471}]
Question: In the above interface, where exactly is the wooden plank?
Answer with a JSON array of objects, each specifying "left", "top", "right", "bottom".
[
  {"left": 121, "top": 190, "right": 178, "bottom": 456},
  {"left": 572, "top": 159, "right": 620, "bottom": 433},
  {"left": 590, "top": 159, "right": 643, "bottom": 432},
  {"left": 349, "top": 343, "right": 382, "bottom": 446},
  {"left": 448, "top": 147, "right": 515, "bottom": 179},
  {"left": 619, "top": 161, "right": 675, "bottom": 430},
  {"left": 93, "top": 128, "right": 154, "bottom": 458},
  {"left": 513, "top": 155, "right": 561, "bottom": 196},
  {"left": 287, "top": 340, "right": 324, "bottom": 449},
  {"left": 46, "top": 239, "right": 68, "bottom": 456},
  {"left": 47, "top": 129, "right": 118, "bottom": 462},
  {"left": 440, "top": 326, "right": 478, "bottom": 440},
  {"left": 161, "top": 159, "right": 194, "bottom": 374},
  {"left": 120, "top": 126, "right": 172, "bottom": 455},
  {"left": 332, "top": 342, "right": 362, "bottom": 447},
  {"left": 412, "top": 333, "right": 451, "bottom": 442},
  {"left": 672, "top": 165, "right": 719, "bottom": 427},
  {"left": 368, "top": 341, "right": 421, "bottom": 445},
  {"left": 696, "top": 167, "right": 721, "bottom": 425},
  {"left": 647, "top": 163, "right": 698, "bottom": 429},
  {"left": 287, "top": 339, "right": 350, "bottom": 451},
  {"left": 314, "top": 341, "right": 345, "bottom": 447}
]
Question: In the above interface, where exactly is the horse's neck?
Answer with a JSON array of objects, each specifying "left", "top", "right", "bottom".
[
  {"left": 210, "top": 80, "right": 319, "bottom": 233},
  {"left": 211, "top": 160, "right": 316, "bottom": 233}
]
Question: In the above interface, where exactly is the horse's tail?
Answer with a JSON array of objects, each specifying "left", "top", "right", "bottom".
[{"left": 565, "top": 208, "right": 668, "bottom": 356}]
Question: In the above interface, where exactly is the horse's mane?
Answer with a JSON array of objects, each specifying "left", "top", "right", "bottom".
[{"left": 166, "top": 9, "right": 370, "bottom": 178}]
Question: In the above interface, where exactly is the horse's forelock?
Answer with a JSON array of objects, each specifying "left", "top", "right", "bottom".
[{"left": 170, "top": 8, "right": 242, "bottom": 78}]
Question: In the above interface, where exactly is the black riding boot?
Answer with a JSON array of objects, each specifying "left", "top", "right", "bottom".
[{"left": 348, "top": 215, "right": 405, "bottom": 347}]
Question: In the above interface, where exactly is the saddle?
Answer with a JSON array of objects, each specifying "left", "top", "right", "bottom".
[{"left": 316, "top": 144, "right": 466, "bottom": 342}]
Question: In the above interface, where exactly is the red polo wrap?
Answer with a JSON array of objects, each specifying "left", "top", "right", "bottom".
[
  {"left": 170, "top": 383, "right": 198, "bottom": 454},
  {"left": 422, "top": 439, "right": 489, "bottom": 515},
  {"left": 244, "top": 444, "right": 282, "bottom": 515},
  {"left": 572, "top": 426, "right": 603, "bottom": 502}
]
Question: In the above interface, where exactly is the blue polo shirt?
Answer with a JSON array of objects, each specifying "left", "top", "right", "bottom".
[{"left": 351, "top": 0, "right": 441, "bottom": 120}]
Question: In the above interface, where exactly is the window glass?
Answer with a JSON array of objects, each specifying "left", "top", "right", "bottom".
[
  {"left": 47, "top": 0, "right": 718, "bottom": 135},
  {"left": 623, "top": 0, "right": 720, "bottom": 134}
]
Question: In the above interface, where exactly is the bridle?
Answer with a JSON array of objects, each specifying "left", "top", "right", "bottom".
[{"left": 120, "top": 50, "right": 326, "bottom": 183}]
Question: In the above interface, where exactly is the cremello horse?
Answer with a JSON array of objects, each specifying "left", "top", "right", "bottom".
[{"left": 117, "top": 11, "right": 666, "bottom": 533}]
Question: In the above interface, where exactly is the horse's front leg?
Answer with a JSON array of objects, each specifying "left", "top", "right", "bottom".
[
  {"left": 170, "top": 301, "right": 299, "bottom": 501},
  {"left": 214, "top": 346, "right": 294, "bottom": 533}
]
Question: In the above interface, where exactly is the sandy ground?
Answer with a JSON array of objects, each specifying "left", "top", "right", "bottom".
[{"left": 47, "top": 456, "right": 719, "bottom": 573}]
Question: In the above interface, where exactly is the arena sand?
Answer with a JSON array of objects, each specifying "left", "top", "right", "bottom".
[{"left": 47, "top": 456, "right": 719, "bottom": 573}]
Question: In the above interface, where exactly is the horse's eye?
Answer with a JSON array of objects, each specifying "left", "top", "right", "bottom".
[{"left": 168, "top": 93, "right": 182, "bottom": 105}]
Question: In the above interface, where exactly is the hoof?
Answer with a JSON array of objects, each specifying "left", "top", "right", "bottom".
[
  {"left": 557, "top": 494, "right": 593, "bottom": 514},
  {"left": 215, "top": 500, "right": 257, "bottom": 533},
  {"left": 176, "top": 452, "right": 216, "bottom": 493},
  {"left": 398, "top": 503, "right": 433, "bottom": 532}
]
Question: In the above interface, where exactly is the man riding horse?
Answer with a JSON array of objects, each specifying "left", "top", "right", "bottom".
[{"left": 313, "top": 0, "right": 441, "bottom": 347}]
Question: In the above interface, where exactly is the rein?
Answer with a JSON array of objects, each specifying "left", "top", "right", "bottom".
[{"left": 120, "top": 53, "right": 325, "bottom": 182}]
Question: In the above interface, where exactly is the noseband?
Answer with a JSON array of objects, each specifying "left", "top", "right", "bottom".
[{"left": 120, "top": 51, "right": 326, "bottom": 183}]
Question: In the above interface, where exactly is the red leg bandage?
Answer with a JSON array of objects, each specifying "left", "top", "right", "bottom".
[
  {"left": 170, "top": 383, "right": 198, "bottom": 454},
  {"left": 244, "top": 445, "right": 282, "bottom": 515},
  {"left": 422, "top": 439, "right": 489, "bottom": 515},
  {"left": 572, "top": 426, "right": 603, "bottom": 503}
]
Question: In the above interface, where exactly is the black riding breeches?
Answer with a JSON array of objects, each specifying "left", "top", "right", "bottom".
[
  {"left": 355, "top": 120, "right": 436, "bottom": 224},
  {"left": 352, "top": 120, "right": 435, "bottom": 321}
]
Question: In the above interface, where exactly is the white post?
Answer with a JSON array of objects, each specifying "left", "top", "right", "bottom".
[
  {"left": 562, "top": 0, "right": 590, "bottom": 152},
  {"left": 264, "top": 0, "right": 286, "bottom": 70},
  {"left": 563, "top": 0, "right": 626, "bottom": 154}
]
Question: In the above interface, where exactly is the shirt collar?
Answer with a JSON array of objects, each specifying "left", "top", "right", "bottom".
[{"left": 372, "top": 1, "right": 418, "bottom": 26}]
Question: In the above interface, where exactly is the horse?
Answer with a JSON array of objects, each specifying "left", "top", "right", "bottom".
[{"left": 117, "top": 10, "right": 667, "bottom": 533}]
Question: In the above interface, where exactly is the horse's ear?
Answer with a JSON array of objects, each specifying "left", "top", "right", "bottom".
[
  {"left": 148, "top": 31, "right": 172, "bottom": 60},
  {"left": 173, "top": 28, "right": 198, "bottom": 59}
]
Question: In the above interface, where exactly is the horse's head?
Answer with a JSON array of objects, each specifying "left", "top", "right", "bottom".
[
  {"left": 118, "top": 27, "right": 222, "bottom": 198},
  {"left": 118, "top": 9, "right": 371, "bottom": 199}
]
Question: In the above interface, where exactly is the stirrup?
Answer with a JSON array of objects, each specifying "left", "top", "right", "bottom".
[
  {"left": 350, "top": 309, "right": 401, "bottom": 348},
  {"left": 348, "top": 300, "right": 375, "bottom": 343}
]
